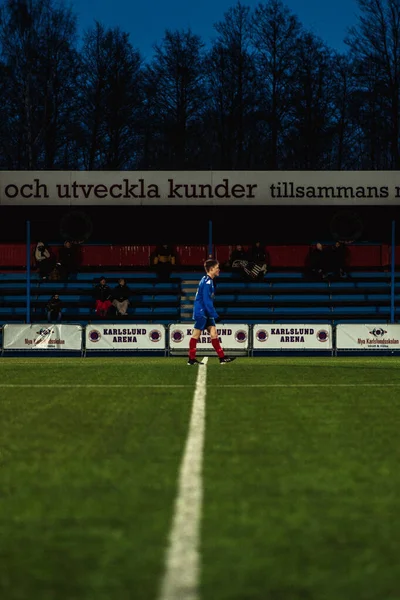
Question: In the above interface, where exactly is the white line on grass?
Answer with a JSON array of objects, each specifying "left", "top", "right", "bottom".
[
  {"left": 0, "top": 384, "right": 192, "bottom": 388},
  {"left": 158, "top": 356, "right": 208, "bottom": 600},
  {"left": 2, "top": 382, "right": 400, "bottom": 388}
]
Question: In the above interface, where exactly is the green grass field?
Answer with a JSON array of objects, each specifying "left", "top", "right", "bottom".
[{"left": 1, "top": 356, "right": 400, "bottom": 600}]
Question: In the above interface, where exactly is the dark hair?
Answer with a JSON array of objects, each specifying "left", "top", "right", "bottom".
[{"left": 204, "top": 259, "right": 219, "bottom": 272}]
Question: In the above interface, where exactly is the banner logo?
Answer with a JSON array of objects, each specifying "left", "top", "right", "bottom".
[
  {"left": 235, "top": 330, "right": 247, "bottom": 343},
  {"left": 369, "top": 328, "right": 387, "bottom": 337},
  {"left": 316, "top": 329, "right": 329, "bottom": 342},
  {"left": 149, "top": 329, "right": 162, "bottom": 342},
  {"left": 256, "top": 329, "right": 269, "bottom": 342},
  {"left": 34, "top": 327, "right": 54, "bottom": 346},
  {"left": 88, "top": 329, "right": 101, "bottom": 342},
  {"left": 171, "top": 329, "right": 184, "bottom": 343}
]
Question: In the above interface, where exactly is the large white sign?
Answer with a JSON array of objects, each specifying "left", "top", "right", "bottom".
[
  {"left": 336, "top": 324, "right": 400, "bottom": 350},
  {"left": 3, "top": 323, "right": 82, "bottom": 350},
  {"left": 169, "top": 323, "right": 249, "bottom": 350},
  {"left": 1, "top": 170, "right": 400, "bottom": 205},
  {"left": 252, "top": 324, "right": 332, "bottom": 349},
  {"left": 85, "top": 324, "right": 166, "bottom": 350}
]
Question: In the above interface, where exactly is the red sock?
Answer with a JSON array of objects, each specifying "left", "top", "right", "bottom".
[
  {"left": 189, "top": 337, "right": 198, "bottom": 360},
  {"left": 212, "top": 337, "right": 225, "bottom": 358}
]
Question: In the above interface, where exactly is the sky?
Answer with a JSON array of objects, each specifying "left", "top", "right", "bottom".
[{"left": 72, "top": 0, "right": 361, "bottom": 61}]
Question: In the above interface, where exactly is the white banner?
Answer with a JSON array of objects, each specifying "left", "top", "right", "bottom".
[
  {"left": 169, "top": 323, "right": 249, "bottom": 350},
  {"left": 3, "top": 323, "right": 82, "bottom": 350},
  {"left": 1, "top": 170, "right": 400, "bottom": 205},
  {"left": 252, "top": 324, "right": 332, "bottom": 349},
  {"left": 336, "top": 324, "right": 400, "bottom": 350},
  {"left": 85, "top": 324, "right": 166, "bottom": 350}
]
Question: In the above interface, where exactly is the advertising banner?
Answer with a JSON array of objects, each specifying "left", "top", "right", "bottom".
[
  {"left": 336, "top": 324, "right": 400, "bottom": 350},
  {"left": 3, "top": 323, "right": 82, "bottom": 350},
  {"left": 169, "top": 323, "right": 249, "bottom": 350},
  {"left": 252, "top": 324, "right": 332, "bottom": 349},
  {"left": 85, "top": 324, "right": 166, "bottom": 350},
  {"left": 1, "top": 170, "right": 400, "bottom": 205}
]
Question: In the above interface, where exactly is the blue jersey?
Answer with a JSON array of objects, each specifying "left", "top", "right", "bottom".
[{"left": 193, "top": 275, "right": 219, "bottom": 320}]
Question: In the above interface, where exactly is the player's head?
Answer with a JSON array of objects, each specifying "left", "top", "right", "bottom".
[{"left": 204, "top": 258, "right": 220, "bottom": 277}]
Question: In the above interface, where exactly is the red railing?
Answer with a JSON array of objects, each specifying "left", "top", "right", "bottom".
[{"left": 0, "top": 243, "right": 393, "bottom": 268}]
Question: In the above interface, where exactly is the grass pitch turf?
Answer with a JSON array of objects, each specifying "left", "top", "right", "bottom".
[{"left": 1, "top": 357, "right": 400, "bottom": 600}]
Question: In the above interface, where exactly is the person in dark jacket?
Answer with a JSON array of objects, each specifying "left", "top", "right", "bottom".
[
  {"left": 57, "top": 240, "right": 79, "bottom": 279},
  {"left": 93, "top": 277, "right": 112, "bottom": 317},
  {"left": 228, "top": 244, "right": 247, "bottom": 278},
  {"left": 329, "top": 241, "right": 350, "bottom": 278},
  {"left": 246, "top": 241, "right": 269, "bottom": 280},
  {"left": 152, "top": 244, "right": 177, "bottom": 281},
  {"left": 112, "top": 278, "right": 131, "bottom": 316},
  {"left": 46, "top": 294, "right": 62, "bottom": 322},
  {"left": 306, "top": 243, "right": 330, "bottom": 279},
  {"left": 229, "top": 244, "right": 248, "bottom": 266}
]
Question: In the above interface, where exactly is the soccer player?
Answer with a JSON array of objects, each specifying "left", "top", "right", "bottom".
[{"left": 187, "top": 258, "right": 236, "bottom": 365}]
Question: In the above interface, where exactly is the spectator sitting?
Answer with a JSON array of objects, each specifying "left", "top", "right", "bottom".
[
  {"left": 112, "top": 278, "right": 131, "bottom": 316},
  {"left": 34, "top": 241, "right": 55, "bottom": 280},
  {"left": 329, "top": 241, "right": 351, "bottom": 279},
  {"left": 93, "top": 277, "right": 112, "bottom": 317},
  {"left": 152, "top": 244, "right": 176, "bottom": 281},
  {"left": 306, "top": 243, "right": 330, "bottom": 279},
  {"left": 48, "top": 264, "right": 62, "bottom": 281},
  {"left": 245, "top": 241, "right": 269, "bottom": 281},
  {"left": 229, "top": 244, "right": 248, "bottom": 278},
  {"left": 46, "top": 294, "right": 62, "bottom": 322},
  {"left": 57, "top": 240, "right": 80, "bottom": 280},
  {"left": 229, "top": 244, "right": 247, "bottom": 265}
]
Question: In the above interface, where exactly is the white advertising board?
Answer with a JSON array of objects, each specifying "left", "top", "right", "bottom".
[
  {"left": 1, "top": 170, "right": 400, "bottom": 205},
  {"left": 169, "top": 323, "right": 249, "bottom": 350},
  {"left": 3, "top": 323, "right": 82, "bottom": 350},
  {"left": 336, "top": 324, "right": 400, "bottom": 350},
  {"left": 252, "top": 324, "right": 332, "bottom": 349},
  {"left": 85, "top": 324, "right": 166, "bottom": 350}
]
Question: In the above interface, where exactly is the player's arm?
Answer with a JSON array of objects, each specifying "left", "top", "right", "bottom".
[{"left": 202, "top": 281, "right": 219, "bottom": 319}]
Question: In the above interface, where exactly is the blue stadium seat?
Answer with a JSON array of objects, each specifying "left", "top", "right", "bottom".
[
  {"left": 130, "top": 307, "right": 152, "bottom": 315},
  {"left": 273, "top": 294, "right": 331, "bottom": 301},
  {"left": 220, "top": 307, "right": 273, "bottom": 315},
  {"left": 333, "top": 306, "right": 390, "bottom": 315},
  {"left": 272, "top": 282, "right": 328, "bottom": 290},
  {"left": 153, "top": 307, "right": 179, "bottom": 315},
  {"left": 332, "top": 294, "right": 391, "bottom": 302}
]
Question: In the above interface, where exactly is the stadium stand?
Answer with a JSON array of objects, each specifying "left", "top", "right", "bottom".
[
  {"left": 0, "top": 244, "right": 398, "bottom": 349},
  {"left": 0, "top": 272, "right": 182, "bottom": 324},
  {"left": 213, "top": 272, "right": 395, "bottom": 322}
]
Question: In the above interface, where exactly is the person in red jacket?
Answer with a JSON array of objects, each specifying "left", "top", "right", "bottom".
[{"left": 93, "top": 277, "right": 112, "bottom": 317}]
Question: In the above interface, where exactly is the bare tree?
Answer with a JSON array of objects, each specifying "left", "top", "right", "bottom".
[
  {"left": 346, "top": 0, "right": 400, "bottom": 168},
  {"left": 205, "top": 2, "right": 258, "bottom": 168},
  {"left": 284, "top": 33, "right": 336, "bottom": 169},
  {"left": 143, "top": 29, "right": 206, "bottom": 168},
  {"left": 330, "top": 54, "right": 358, "bottom": 169},
  {"left": 78, "top": 21, "right": 142, "bottom": 170},
  {"left": 0, "top": 0, "right": 79, "bottom": 168},
  {"left": 251, "top": 0, "right": 302, "bottom": 168}
]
